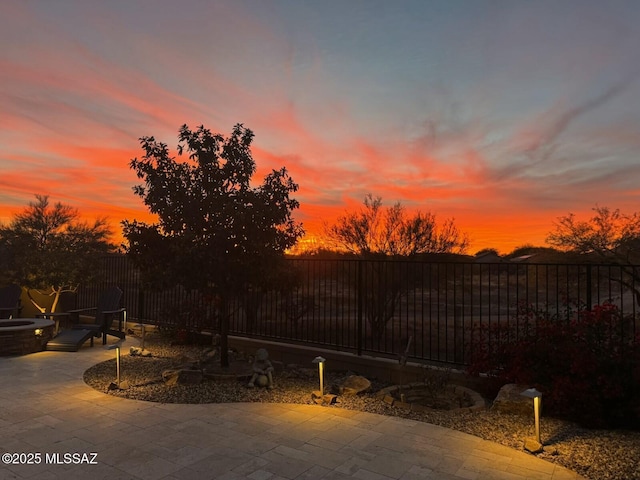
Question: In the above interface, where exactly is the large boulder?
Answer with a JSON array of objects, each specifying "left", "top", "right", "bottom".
[
  {"left": 162, "top": 368, "right": 204, "bottom": 386},
  {"left": 491, "top": 384, "right": 538, "bottom": 416},
  {"left": 337, "top": 375, "right": 371, "bottom": 396}
]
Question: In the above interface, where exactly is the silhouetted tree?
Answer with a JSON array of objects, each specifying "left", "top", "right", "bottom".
[
  {"left": 0, "top": 195, "right": 114, "bottom": 312},
  {"left": 547, "top": 206, "right": 640, "bottom": 305},
  {"left": 324, "top": 194, "right": 468, "bottom": 342},
  {"left": 547, "top": 206, "right": 640, "bottom": 261},
  {"left": 122, "top": 123, "right": 303, "bottom": 367},
  {"left": 325, "top": 194, "right": 468, "bottom": 256}
]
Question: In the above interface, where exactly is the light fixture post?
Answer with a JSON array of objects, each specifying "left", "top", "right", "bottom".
[
  {"left": 533, "top": 395, "right": 541, "bottom": 443},
  {"left": 115, "top": 346, "right": 121, "bottom": 386},
  {"left": 521, "top": 388, "right": 542, "bottom": 444},
  {"left": 106, "top": 342, "right": 124, "bottom": 389},
  {"left": 312, "top": 356, "right": 326, "bottom": 395}
]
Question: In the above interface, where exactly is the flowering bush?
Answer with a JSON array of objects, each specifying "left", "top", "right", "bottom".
[{"left": 468, "top": 302, "right": 640, "bottom": 428}]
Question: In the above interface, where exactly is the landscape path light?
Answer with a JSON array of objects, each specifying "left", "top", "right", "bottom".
[
  {"left": 312, "top": 356, "right": 326, "bottom": 395},
  {"left": 106, "top": 340, "right": 127, "bottom": 390},
  {"left": 521, "top": 387, "right": 543, "bottom": 444}
]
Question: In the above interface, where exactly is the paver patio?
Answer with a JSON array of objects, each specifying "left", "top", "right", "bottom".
[{"left": 0, "top": 337, "right": 585, "bottom": 480}]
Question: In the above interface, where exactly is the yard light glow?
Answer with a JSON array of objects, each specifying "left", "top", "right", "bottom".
[
  {"left": 34, "top": 328, "right": 43, "bottom": 336},
  {"left": 106, "top": 342, "right": 124, "bottom": 388},
  {"left": 312, "top": 356, "right": 326, "bottom": 395},
  {"left": 521, "top": 388, "right": 543, "bottom": 444}
]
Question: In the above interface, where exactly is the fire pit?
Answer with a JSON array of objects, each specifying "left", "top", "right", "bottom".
[
  {"left": 0, "top": 318, "right": 55, "bottom": 356},
  {"left": 377, "top": 382, "right": 486, "bottom": 413}
]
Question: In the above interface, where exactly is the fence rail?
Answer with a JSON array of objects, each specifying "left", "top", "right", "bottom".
[{"left": 79, "top": 255, "right": 640, "bottom": 366}]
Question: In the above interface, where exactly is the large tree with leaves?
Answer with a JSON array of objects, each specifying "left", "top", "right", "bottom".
[
  {"left": 325, "top": 194, "right": 469, "bottom": 256},
  {"left": 547, "top": 205, "right": 640, "bottom": 305},
  {"left": 0, "top": 195, "right": 114, "bottom": 313},
  {"left": 324, "top": 194, "right": 468, "bottom": 342},
  {"left": 547, "top": 206, "right": 640, "bottom": 260},
  {"left": 122, "top": 123, "right": 303, "bottom": 367}
]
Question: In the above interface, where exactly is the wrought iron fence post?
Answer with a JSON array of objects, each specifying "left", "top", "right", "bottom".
[
  {"left": 586, "top": 264, "right": 592, "bottom": 311},
  {"left": 454, "top": 303, "right": 463, "bottom": 364},
  {"left": 137, "top": 288, "right": 145, "bottom": 323},
  {"left": 357, "top": 260, "right": 363, "bottom": 356}
]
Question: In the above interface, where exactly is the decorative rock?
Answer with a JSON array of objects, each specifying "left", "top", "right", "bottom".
[
  {"left": 130, "top": 347, "right": 152, "bottom": 357},
  {"left": 311, "top": 391, "right": 337, "bottom": 405},
  {"left": 523, "top": 437, "right": 544, "bottom": 454},
  {"left": 162, "top": 368, "right": 203, "bottom": 386},
  {"left": 323, "top": 394, "right": 338, "bottom": 405},
  {"left": 202, "top": 348, "right": 218, "bottom": 362},
  {"left": 491, "top": 384, "right": 536, "bottom": 416},
  {"left": 108, "top": 380, "right": 129, "bottom": 390},
  {"left": 338, "top": 375, "right": 371, "bottom": 396}
]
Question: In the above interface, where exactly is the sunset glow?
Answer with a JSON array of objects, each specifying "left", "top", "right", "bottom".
[{"left": 2, "top": 1, "right": 639, "bottom": 254}]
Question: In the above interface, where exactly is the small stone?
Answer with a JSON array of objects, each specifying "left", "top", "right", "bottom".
[
  {"left": 203, "top": 348, "right": 217, "bottom": 361},
  {"left": 523, "top": 437, "right": 544, "bottom": 454},
  {"left": 383, "top": 395, "right": 395, "bottom": 406},
  {"left": 130, "top": 346, "right": 152, "bottom": 357},
  {"left": 323, "top": 394, "right": 338, "bottom": 405},
  {"left": 130, "top": 347, "right": 140, "bottom": 356},
  {"left": 311, "top": 392, "right": 337, "bottom": 405},
  {"left": 107, "top": 380, "right": 129, "bottom": 390}
]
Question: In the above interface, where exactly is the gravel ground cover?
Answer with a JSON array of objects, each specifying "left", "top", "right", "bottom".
[{"left": 83, "top": 334, "right": 640, "bottom": 480}]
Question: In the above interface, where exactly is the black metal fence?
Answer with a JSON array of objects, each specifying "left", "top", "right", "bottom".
[{"left": 79, "top": 255, "right": 640, "bottom": 366}]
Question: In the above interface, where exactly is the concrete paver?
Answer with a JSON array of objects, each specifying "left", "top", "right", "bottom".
[{"left": 0, "top": 338, "right": 585, "bottom": 480}]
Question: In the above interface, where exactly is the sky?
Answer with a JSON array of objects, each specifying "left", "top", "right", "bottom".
[{"left": 1, "top": 0, "right": 640, "bottom": 254}]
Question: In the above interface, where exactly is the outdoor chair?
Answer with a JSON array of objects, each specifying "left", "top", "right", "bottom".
[
  {"left": 69, "top": 286, "right": 127, "bottom": 345},
  {"left": 0, "top": 284, "right": 22, "bottom": 319}
]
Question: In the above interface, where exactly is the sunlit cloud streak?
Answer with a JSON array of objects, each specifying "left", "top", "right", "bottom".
[{"left": 1, "top": 0, "right": 639, "bottom": 253}]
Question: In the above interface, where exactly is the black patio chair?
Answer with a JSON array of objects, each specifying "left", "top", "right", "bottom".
[
  {"left": 0, "top": 284, "right": 22, "bottom": 319},
  {"left": 69, "top": 286, "right": 126, "bottom": 345}
]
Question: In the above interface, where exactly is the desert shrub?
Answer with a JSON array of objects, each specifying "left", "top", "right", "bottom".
[{"left": 468, "top": 302, "right": 640, "bottom": 428}]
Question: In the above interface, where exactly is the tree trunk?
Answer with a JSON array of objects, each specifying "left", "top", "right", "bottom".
[
  {"left": 50, "top": 288, "right": 62, "bottom": 313},
  {"left": 219, "top": 296, "right": 230, "bottom": 368},
  {"left": 27, "top": 289, "right": 48, "bottom": 314},
  {"left": 27, "top": 286, "right": 70, "bottom": 314}
]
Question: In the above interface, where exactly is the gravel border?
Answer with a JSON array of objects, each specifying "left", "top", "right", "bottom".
[{"left": 83, "top": 335, "right": 640, "bottom": 480}]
